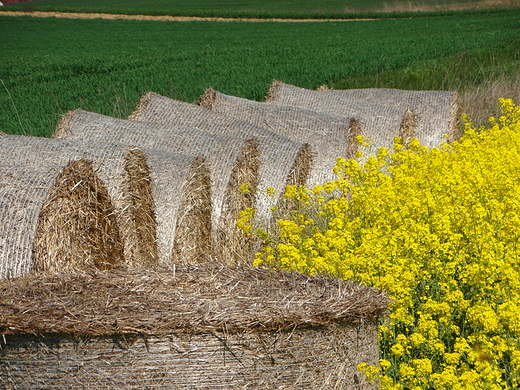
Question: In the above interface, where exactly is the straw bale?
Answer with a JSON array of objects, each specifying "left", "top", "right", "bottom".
[
  {"left": 266, "top": 81, "right": 407, "bottom": 158},
  {"left": 129, "top": 92, "right": 314, "bottom": 225},
  {"left": 56, "top": 109, "right": 259, "bottom": 265},
  {"left": 0, "top": 134, "right": 209, "bottom": 266},
  {"left": 0, "top": 265, "right": 388, "bottom": 389},
  {"left": 0, "top": 160, "right": 123, "bottom": 279},
  {"left": 317, "top": 84, "right": 462, "bottom": 143},
  {"left": 198, "top": 88, "right": 356, "bottom": 186}
]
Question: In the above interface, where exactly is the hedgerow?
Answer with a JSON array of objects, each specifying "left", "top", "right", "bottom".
[{"left": 239, "top": 98, "right": 520, "bottom": 389}]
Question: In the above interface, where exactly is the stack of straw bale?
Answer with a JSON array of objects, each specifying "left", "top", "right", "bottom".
[
  {"left": 266, "top": 80, "right": 461, "bottom": 156},
  {"left": 128, "top": 92, "right": 314, "bottom": 225},
  {"left": 317, "top": 83, "right": 461, "bottom": 144},
  {"left": 0, "top": 157, "right": 123, "bottom": 279},
  {"left": 0, "top": 134, "right": 211, "bottom": 272},
  {"left": 56, "top": 109, "right": 260, "bottom": 265},
  {"left": 199, "top": 87, "right": 356, "bottom": 187},
  {"left": 0, "top": 264, "right": 389, "bottom": 389}
]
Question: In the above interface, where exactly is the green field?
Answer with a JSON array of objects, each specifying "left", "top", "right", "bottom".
[
  {"left": 0, "top": 9, "right": 519, "bottom": 137},
  {"left": 3, "top": 0, "right": 515, "bottom": 18}
]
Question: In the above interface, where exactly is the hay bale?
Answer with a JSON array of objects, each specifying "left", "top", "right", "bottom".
[
  {"left": 318, "top": 84, "right": 461, "bottom": 143},
  {"left": 0, "top": 134, "right": 210, "bottom": 267},
  {"left": 129, "top": 92, "right": 314, "bottom": 225},
  {"left": 199, "top": 88, "right": 357, "bottom": 186},
  {"left": 0, "top": 159, "right": 123, "bottom": 279},
  {"left": 266, "top": 81, "right": 424, "bottom": 157},
  {"left": 0, "top": 265, "right": 389, "bottom": 389},
  {"left": 55, "top": 109, "right": 260, "bottom": 265}
]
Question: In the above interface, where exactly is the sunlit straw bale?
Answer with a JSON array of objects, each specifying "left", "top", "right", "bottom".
[
  {"left": 129, "top": 92, "right": 314, "bottom": 228},
  {"left": 1, "top": 134, "right": 210, "bottom": 267},
  {"left": 266, "top": 80, "right": 459, "bottom": 157},
  {"left": 56, "top": 109, "right": 260, "bottom": 265},
  {"left": 0, "top": 159, "right": 123, "bottom": 279},
  {"left": 0, "top": 264, "right": 389, "bottom": 389},
  {"left": 199, "top": 88, "right": 358, "bottom": 186},
  {"left": 317, "top": 83, "right": 461, "bottom": 143}
]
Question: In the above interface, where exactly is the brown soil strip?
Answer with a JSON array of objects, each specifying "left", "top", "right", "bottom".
[{"left": 0, "top": 10, "right": 375, "bottom": 22}]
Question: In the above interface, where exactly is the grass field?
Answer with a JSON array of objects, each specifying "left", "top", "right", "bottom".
[
  {"left": 1, "top": 9, "right": 518, "bottom": 137},
  {"left": 2, "top": 0, "right": 518, "bottom": 18}
]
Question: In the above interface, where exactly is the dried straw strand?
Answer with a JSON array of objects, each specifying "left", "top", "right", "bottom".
[
  {"left": 171, "top": 157, "right": 213, "bottom": 264},
  {"left": 120, "top": 146, "right": 158, "bottom": 267}
]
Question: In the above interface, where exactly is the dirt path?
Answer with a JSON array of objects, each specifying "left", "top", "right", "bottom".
[{"left": 0, "top": 10, "right": 375, "bottom": 22}]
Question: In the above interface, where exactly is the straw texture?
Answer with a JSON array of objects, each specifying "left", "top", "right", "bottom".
[
  {"left": 0, "top": 265, "right": 389, "bottom": 389},
  {"left": 1, "top": 134, "right": 209, "bottom": 267},
  {"left": 56, "top": 109, "right": 259, "bottom": 265},
  {"left": 0, "top": 159, "right": 123, "bottom": 279},
  {"left": 130, "top": 92, "right": 314, "bottom": 224},
  {"left": 199, "top": 88, "right": 356, "bottom": 186},
  {"left": 32, "top": 159, "right": 124, "bottom": 274},
  {"left": 318, "top": 84, "right": 461, "bottom": 143},
  {"left": 266, "top": 81, "right": 407, "bottom": 156}
]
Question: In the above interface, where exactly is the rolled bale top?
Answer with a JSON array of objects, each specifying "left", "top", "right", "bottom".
[
  {"left": 56, "top": 109, "right": 260, "bottom": 265},
  {"left": 0, "top": 264, "right": 389, "bottom": 389},
  {"left": 0, "top": 134, "right": 211, "bottom": 268},
  {"left": 266, "top": 80, "right": 460, "bottom": 157},
  {"left": 317, "top": 83, "right": 461, "bottom": 143},
  {"left": 199, "top": 88, "right": 358, "bottom": 187},
  {"left": 0, "top": 158, "right": 123, "bottom": 280},
  {"left": 129, "top": 92, "right": 314, "bottom": 226}
]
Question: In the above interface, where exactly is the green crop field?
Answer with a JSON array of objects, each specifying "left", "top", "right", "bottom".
[
  {"left": 3, "top": 0, "right": 516, "bottom": 18},
  {"left": 0, "top": 9, "right": 519, "bottom": 137}
]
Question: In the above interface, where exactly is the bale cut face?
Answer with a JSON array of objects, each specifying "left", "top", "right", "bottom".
[
  {"left": 0, "top": 265, "right": 389, "bottom": 389},
  {"left": 0, "top": 134, "right": 157, "bottom": 268},
  {"left": 32, "top": 159, "right": 124, "bottom": 273}
]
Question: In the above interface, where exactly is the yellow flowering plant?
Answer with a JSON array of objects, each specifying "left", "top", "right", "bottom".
[{"left": 239, "top": 99, "right": 520, "bottom": 389}]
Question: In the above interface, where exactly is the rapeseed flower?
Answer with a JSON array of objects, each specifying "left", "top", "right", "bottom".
[{"left": 238, "top": 99, "right": 520, "bottom": 389}]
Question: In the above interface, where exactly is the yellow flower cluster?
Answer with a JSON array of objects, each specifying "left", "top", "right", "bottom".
[{"left": 240, "top": 99, "right": 520, "bottom": 389}]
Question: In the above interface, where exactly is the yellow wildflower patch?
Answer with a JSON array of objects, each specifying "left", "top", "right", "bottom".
[{"left": 238, "top": 98, "right": 520, "bottom": 389}]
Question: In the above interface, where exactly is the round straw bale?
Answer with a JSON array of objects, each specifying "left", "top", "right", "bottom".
[
  {"left": 317, "top": 84, "right": 462, "bottom": 144},
  {"left": 129, "top": 92, "right": 314, "bottom": 224},
  {"left": 0, "top": 135, "right": 156, "bottom": 267},
  {"left": 0, "top": 160, "right": 123, "bottom": 279},
  {"left": 1, "top": 134, "right": 210, "bottom": 267},
  {"left": 199, "top": 88, "right": 357, "bottom": 186},
  {"left": 0, "top": 265, "right": 389, "bottom": 389},
  {"left": 266, "top": 80, "right": 413, "bottom": 157},
  {"left": 55, "top": 109, "right": 260, "bottom": 265}
]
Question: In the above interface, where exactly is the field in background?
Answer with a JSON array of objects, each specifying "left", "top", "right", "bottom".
[
  {"left": 1, "top": 9, "right": 519, "bottom": 137},
  {"left": 2, "top": 0, "right": 518, "bottom": 18}
]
